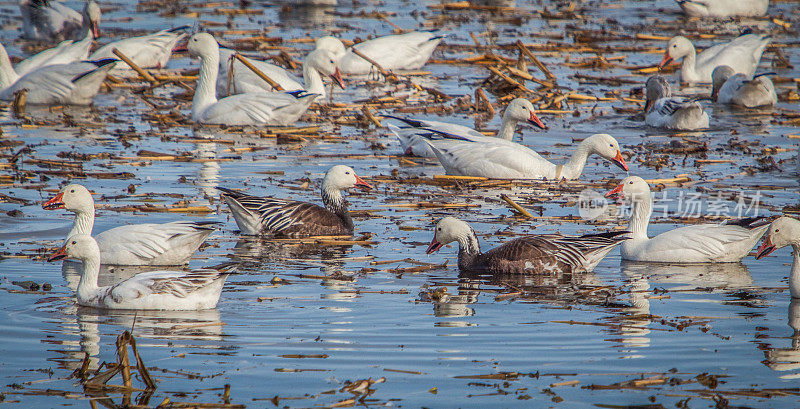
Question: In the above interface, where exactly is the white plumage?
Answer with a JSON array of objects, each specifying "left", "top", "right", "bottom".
[
  {"left": 606, "top": 176, "right": 768, "bottom": 263},
  {"left": 89, "top": 27, "right": 188, "bottom": 74},
  {"left": 316, "top": 31, "right": 444, "bottom": 75},
  {"left": 644, "top": 75, "right": 709, "bottom": 130},
  {"left": 42, "top": 184, "right": 216, "bottom": 266},
  {"left": 20, "top": 0, "right": 100, "bottom": 41},
  {"left": 676, "top": 0, "right": 769, "bottom": 18},
  {"left": 712, "top": 65, "right": 777, "bottom": 108},
  {"left": 659, "top": 33, "right": 770, "bottom": 84}
]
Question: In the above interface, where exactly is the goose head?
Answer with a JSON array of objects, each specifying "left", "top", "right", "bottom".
[
  {"left": 584, "top": 134, "right": 628, "bottom": 171},
  {"left": 503, "top": 98, "right": 546, "bottom": 129},
  {"left": 48, "top": 234, "right": 99, "bottom": 262},
  {"left": 42, "top": 183, "right": 94, "bottom": 214},
  {"left": 659, "top": 36, "right": 694, "bottom": 69},
  {"left": 605, "top": 175, "right": 650, "bottom": 205},
  {"left": 756, "top": 217, "right": 800, "bottom": 259},
  {"left": 426, "top": 216, "right": 471, "bottom": 254},
  {"left": 322, "top": 165, "right": 373, "bottom": 192},
  {"left": 306, "top": 49, "right": 345, "bottom": 89},
  {"left": 644, "top": 75, "right": 671, "bottom": 112},
  {"left": 187, "top": 33, "right": 219, "bottom": 60},
  {"left": 711, "top": 65, "right": 736, "bottom": 101},
  {"left": 84, "top": 1, "right": 101, "bottom": 38},
  {"left": 315, "top": 36, "right": 346, "bottom": 59}
]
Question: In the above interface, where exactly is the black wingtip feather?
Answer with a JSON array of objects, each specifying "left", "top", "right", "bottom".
[{"left": 724, "top": 217, "right": 769, "bottom": 229}]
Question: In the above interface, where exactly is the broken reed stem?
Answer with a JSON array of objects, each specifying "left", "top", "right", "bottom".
[
  {"left": 500, "top": 194, "right": 533, "bottom": 219},
  {"left": 112, "top": 48, "right": 158, "bottom": 84},
  {"left": 115, "top": 332, "right": 133, "bottom": 389},
  {"left": 487, "top": 65, "right": 532, "bottom": 93},
  {"left": 378, "top": 13, "right": 403, "bottom": 32},
  {"left": 474, "top": 87, "right": 495, "bottom": 116},
  {"left": 233, "top": 53, "right": 284, "bottom": 91},
  {"left": 516, "top": 40, "right": 555, "bottom": 80},
  {"left": 362, "top": 105, "right": 382, "bottom": 127},
  {"left": 350, "top": 47, "right": 395, "bottom": 80},
  {"left": 12, "top": 89, "right": 27, "bottom": 118}
]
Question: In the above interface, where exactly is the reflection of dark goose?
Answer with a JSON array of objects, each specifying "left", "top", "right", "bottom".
[{"left": 230, "top": 237, "right": 351, "bottom": 266}]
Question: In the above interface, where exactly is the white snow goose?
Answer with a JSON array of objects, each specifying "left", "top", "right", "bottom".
[
  {"left": 42, "top": 184, "right": 217, "bottom": 266},
  {"left": 644, "top": 75, "right": 709, "bottom": 130},
  {"left": 0, "top": 44, "right": 115, "bottom": 105},
  {"left": 89, "top": 26, "right": 189, "bottom": 74},
  {"left": 217, "top": 165, "right": 373, "bottom": 237},
  {"left": 216, "top": 47, "right": 344, "bottom": 99},
  {"left": 20, "top": 0, "right": 100, "bottom": 41},
  {"left": 188, "top": 32, "right": 318, "bottom": 126},
  {"left": 426, "top": 132, "right": 628, "bottom": 180},
  {"left": 425, "top": 216, "right": 630, "bottom": 274},
  {"left": 386, "top": 97, "right": 547, "bottom": 157},
  {"left": 48, "top": 235, "right": 231, "bottom": 310},
  {"left": 14, "top": 31, "right": 93, "bottom": 77},
  {"left": 712, "top": 65, "right": 777, "bottom": 108},
  {"left": 676, "top": 0, "right": 769, "bottom": 18},
  {"left": 605, "top": 176, "right": 769, "bottom": 263},
  {"left": 658, "top": 33, "right": 770, "bottom": 84},
  {"left": 755, "top": 216, "right": 800, "bottom": 298},
  {"left": 316, "top": 31, "right": 444, "bottom": 75}
]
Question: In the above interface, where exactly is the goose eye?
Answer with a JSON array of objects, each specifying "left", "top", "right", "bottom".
[
  {"left": 70, "top": 189, "right": 74, "bottom": 193},
  {"left": 71, "top": 241, "right": 76, "bottom": 245},
  {"left": 345, "top": 171, "right": 350, "bottom": 175},
  {"left": 775, "top": 229, "right": 780, "bottom": 233},
  {"left": 609, "top": 143, "right": 613, "bottom": 148},
  {"left": 629, "top": 181, "right": 633, "bottom": 184},
  {"left": 437, "top": 227, "right": 442, "bottom": 231}
]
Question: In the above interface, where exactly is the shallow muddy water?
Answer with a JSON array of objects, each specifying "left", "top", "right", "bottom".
[{"left": 1, "top": 0, "right": 800, "bottom": 407}]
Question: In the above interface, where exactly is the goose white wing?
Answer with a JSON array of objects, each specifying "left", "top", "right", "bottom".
[
  {"left": 197, "top": 92, "right": 315, "bottom": 126},
  {"left": 0, "top": 62, "right": 86, "bottom": 102},
  {"left": 15, "top": 32, "right": 92, "bottom": 76},
  {"left": 107, "top": 270, "right": 224, "bottom": 301},
  {"left": 639, "top": 224, "right": 759, "bottom": 262},
  {"left": 217, "top": 49, "right": 303, "bottom": 95},
  {"left": 91, "top": 29, "right": 186, "bottom": 69},
  {"left": 429, "top": 140, "right": 553, "bottom": 179},
  {"left": 28, "top": 0, "right": 82, "bottom": 38},
  {"left": 696, "top": 34, "right": 769, "bottom": 77},
  {"left": 340, "top": 31, "right": 443, "bottom": 74},
  {"left": 94, "top": 221, "right": 212, "bottom": 264}
]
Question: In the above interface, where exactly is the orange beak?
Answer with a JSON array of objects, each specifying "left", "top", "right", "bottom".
[
  {"left": 658, "top": 52, "right": 672, "bottom": 70},
  {"left": 644, "top": 98, "right": 653, "bottom": 113},
  {"left": 330, "top": 67, "right": 345, "bottom": 89},
  {"left": 426, "top": 238, "right": 443, "bottom": 254},
  {"left": 755, "top": 235, "right": 776, "bottom": 260},
  {"left": 528, "top": 112, "right": 547, "bottom": 130},
  {"left": 353, "top": 174, "right": 373, "bottom": 191},
  {"left": 47, "top": 244, "right": 68, "bottom": 262},
  {"left": 90, "top": 20, "right": 99, "bottom": 38},
  {"left": 612, "top": 151, "right": 628, "bottom": 171},
  {"left": 42, "top": 192, "right": 65, "bottom": 210},
  {"left": 605, "top": 183, "right": 624, "bottom": 199}
]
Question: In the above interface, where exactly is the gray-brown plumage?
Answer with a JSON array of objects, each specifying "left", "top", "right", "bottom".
[
  {"left": 217, "top": 165, "right": 372, "bottom": 237},
  {"left": 426, "top": 217, "right": 629, "bottom": 274}
]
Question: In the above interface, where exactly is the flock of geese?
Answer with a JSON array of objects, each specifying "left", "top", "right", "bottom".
[{"left": 3, "top": 0, "right": 794, "bottom": 311}]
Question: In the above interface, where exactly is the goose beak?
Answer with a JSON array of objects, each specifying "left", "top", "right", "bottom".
[
  {"left": 710, "top": 89, "right": 719, "bottom": 101},
  {"left": 644, "top": 99, "right": 653, "bottom": 113},
  {"left": 605, "top": 184, "right": 624, "bottom": 199},
  {"left": 755, "top": 236, "right": 776, "bottom": 260},
  {"left": 90, "top": 21, "right": 99, "bottom": 38},
  {"left": 528, "top": 112, "right": 547, "bottom": 130},
  {"left": 47, "top": 245, "right": 68, "bottom": 262},
  {"left": 42, "top": 192, "right": 65, "bottom": 210},
  {"left": 353, "top": 174, "right": 373, "bottom": 191},
  {"left": 173, "top": 41, "right": 188, "bottom": 53},
  {"left": 330, "top": 67, "right": 345, "bottom": 89},
  {"left": 658, "top": 52, "right": 672, "bottom": 69},
  {"left": 426, "top": 238, "right": 443, "bottom": 254},
  {"left": 612, "top": 151, "right": 628, "bottom": 171}
]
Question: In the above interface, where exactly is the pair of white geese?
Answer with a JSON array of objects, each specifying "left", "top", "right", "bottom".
[{"left": 645, "top": 32, "right": 776, "bottom": 131}]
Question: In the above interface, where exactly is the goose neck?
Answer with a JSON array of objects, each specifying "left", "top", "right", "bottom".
[
  {"left": 456, "top": 227, "right": 481, "bottom": 270},
  {"left": 193, "top": 50, "right": 220, "bottom": 118},
  {"left": 680, "top": 46, "right": 698, "bottom": 82},
  {"left": 322, "top": 186, "right": 352, "bottom": 230},
  {"left": 0, "top": 43, "right": 19, "bottom": 89},
  {"left": 496, "top": 116, "right": 519, "bottom": 141},
  {"left": 791, "top": 244, "right": 800, "bottom": 299},
  {"left": 70, "top": 209, "right": 95, "bottom": 238},
  {"left": 76, "top": 255, "right": 101, "bottom": 303},
  {"left": 627, "top": 192, "right": 652, "bottom": 240},
  {"left": 303, "top": 62, "right": 326, "bottom": 98},
  {"left": 560, "top": 140, "right": 593, "bottom": 179}
]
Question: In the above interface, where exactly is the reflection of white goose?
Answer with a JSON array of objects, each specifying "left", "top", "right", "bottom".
[
  {"left": 193, "top": 142, "right": 221, "bottom": 199},
  {"left": 764, "top": 299, "right": 800, "bottom": 373},
  {"left": 620, "top": 260, "right": 754, "bottom": 290}
]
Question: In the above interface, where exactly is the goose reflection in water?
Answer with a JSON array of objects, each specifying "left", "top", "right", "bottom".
[
  {"left": 620, "top": 261, "right": 755, "bottom": 291},
  {"left": 278, "top": 4, "right": 335, "bottom": 27},
  {"left": 763, "top": 300, "right": 800, "bottom": 376},
  {"left": 193, "top": 141, "right": 221, "bottom": 200}
]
